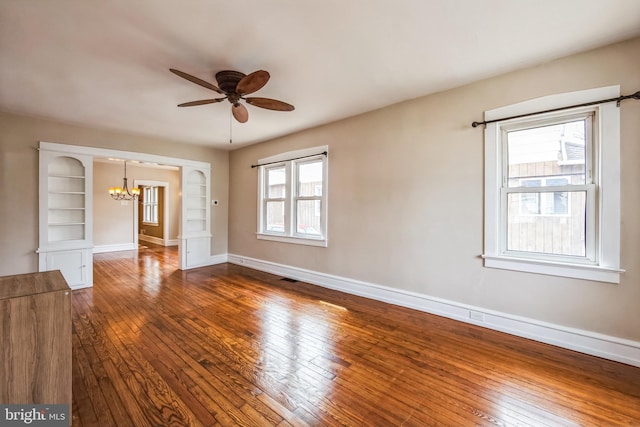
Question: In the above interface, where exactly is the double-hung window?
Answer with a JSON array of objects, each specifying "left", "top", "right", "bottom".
[
  {"left": 257, "top": 146, "right": 328, "bottom": 247},
  {"left": 503, "top": 113, "right": 594, "bottom": 259},
  {"left": 142, "top": 186, "right": 159, "bottom": 224},
  {"left": 483, "top": 86, "right": 623, "bottom": 283}
]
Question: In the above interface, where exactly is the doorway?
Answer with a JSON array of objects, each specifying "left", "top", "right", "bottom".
[
  {"left": 39, "top": 142, "right": 212, "bottom": 279},
  {"left": 134, "top": 180, "right": 170, "bottom": 247}
]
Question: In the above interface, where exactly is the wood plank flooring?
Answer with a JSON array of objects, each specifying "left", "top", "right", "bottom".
[{"left": 72, "top": 244, "right": 640, "bottom": 426}]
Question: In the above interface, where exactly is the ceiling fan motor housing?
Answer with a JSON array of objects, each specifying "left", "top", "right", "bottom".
[{"left": 215, "top": 70, "right": 246, "bottom": 94}]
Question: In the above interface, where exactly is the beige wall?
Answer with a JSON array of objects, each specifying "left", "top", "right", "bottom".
[
  {"left": 229, "top": 37, "right": 640, "bottom": 341},
  {"left": 0, "top": 114, "right": 229, "bottom": 275},
  {"left": 93, "top": 162, "right": 180, "bottom": 246}
]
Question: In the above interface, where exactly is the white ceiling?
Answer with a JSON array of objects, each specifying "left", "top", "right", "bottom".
[{"left": 1, "top": 1, "right": 639, "bottom": 150}]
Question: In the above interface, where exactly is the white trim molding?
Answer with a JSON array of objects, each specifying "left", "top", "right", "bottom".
[
  {"left": 482, "top": 86, "right": 623, "bottom": 283},
  {"left": 227, "top": 253, "right": 640, "bottom": 367},
  {"left": 138, "top": 234, "right": 178, "bottom": 247},
  {"left": 93, "top": 243, "right": 137, "bottom": 253},
  {"left": 256, "top": 145, "right": 329, "bottom": 247}
]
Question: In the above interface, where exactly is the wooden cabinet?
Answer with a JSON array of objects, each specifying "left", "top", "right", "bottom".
[{"left": 0, "top": 271, "right": 72, "bottom": 404}]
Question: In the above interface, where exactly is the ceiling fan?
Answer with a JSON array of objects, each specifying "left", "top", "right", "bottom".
[{"left": 169, "top": 68, "right": 294, "bottom": 123}]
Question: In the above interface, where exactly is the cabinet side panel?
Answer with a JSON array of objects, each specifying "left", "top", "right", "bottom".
[
  {"left": 32, "top": 290, "right": 72, "bottom": 404},
  {"left": 0, "top": 290, "right": 71, "bottom": 404},
  {"left": 0, "top": 296, "right": 38, "bottom": 403}
]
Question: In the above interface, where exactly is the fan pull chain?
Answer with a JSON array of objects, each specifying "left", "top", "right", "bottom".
[{"left": 229, "top": 107, "right": 233, "bottom": 144}]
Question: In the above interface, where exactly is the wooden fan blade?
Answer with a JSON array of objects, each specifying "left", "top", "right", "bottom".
[
  {"left": 236, "top": 70, "right": 270, "bottom": 95},
  {"left": 177, "top": 98, "right": 226, "bottom": 107},
  {"left": 245, "top": 97, "right": 295, "bottom": 111},
  {"left": 232, "top": 103, "right": 249, "bottom": 123},
  {"left": 170, "top": 69, "right": 224, "bottom": 94}
]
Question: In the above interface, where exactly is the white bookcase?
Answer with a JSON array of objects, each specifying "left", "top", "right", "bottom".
[
  {"left": 179, "top": 167, "right": 211, "bottom": 269},
  {"left": 38, "top": 149, "right": 93, "bottom": 289},
  {"left": 185, "top": 170, "right": 207, "bottom": 233}
]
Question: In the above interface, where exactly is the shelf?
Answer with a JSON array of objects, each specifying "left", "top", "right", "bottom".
[
  {"left": 49, "top": 191, "right": 86, "bottom": 195},
  {"left": 41, "top": 154, "right": 90, "bottom": 247},
  {"left": 48, "top": 175, "right": 85, "bottom": 179},
  {"left": 47, "top": 223, "right": 84, "bottom": 242}
]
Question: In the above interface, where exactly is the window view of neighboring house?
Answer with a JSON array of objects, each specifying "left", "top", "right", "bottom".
[
  {"left": 263, "top": 159, "right": 324, "bottom": 236},
  {"left": 505, "top": 118, "right": 589, "bottom": 257},
  {"left": 264, "top": 165, "right": 286, "bottom": 233},
  {"left": 258, "top": 148, "right": 328, "bottom": 247},
  {"left": 295, "top": 160, "right": 323, "bottom": 236},
  {"left": 483, "top": 86, "right": 622, "bottom": 283}
]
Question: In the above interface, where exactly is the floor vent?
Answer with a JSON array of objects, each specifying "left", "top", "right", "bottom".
[{"left": 281, "top": 277, "right": 298, "bottom": 283}]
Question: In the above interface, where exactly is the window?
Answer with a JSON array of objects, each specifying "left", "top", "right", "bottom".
[
  {"left": 483, "top": 86, "right": 623, "bottom": 283},
  {"left": 142, "top": 186, "right": 159, "bottom": 224},
  {"left": 257, "top": 146, "right": 328, "bottom": 247},
  {"left": 504, "top": 115, "right": 591, "bottom": 258}
]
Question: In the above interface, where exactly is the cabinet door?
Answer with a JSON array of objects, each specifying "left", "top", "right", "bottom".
[
  {"left": 46, "top": 250, "right": 87, "bottom": 288},
  {"left": 185, "top": 236, "right": 210, "bottom": 268}
]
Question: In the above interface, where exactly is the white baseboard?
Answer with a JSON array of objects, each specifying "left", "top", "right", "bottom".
[
  {"left": 227, "top": 253, "right": 640, "bottom": 367},
  {"left": 70, "top": 282, "right": 94, "bottom": 291},
  {"left": 209, "top": 254, "right": 228, "bottom": 265},
  {"left": 181, "top": 254, "right": 229, "bottom": 270},
  {"left": 93, "top": 243, "right": 137, "bottom": 253},
  {"left": 139, "top": 235, "right": 178, "bottom": 247}
]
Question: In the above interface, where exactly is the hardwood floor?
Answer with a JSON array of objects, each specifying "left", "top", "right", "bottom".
[{"left": 72, "top": 245, "right": 640, "bottom": 426}]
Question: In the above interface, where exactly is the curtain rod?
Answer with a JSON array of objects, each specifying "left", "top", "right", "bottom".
[
  {"left": 251, "top": 151, "right": 328, "bottom": 168},
  {"left": 471, "top": 90, "right": 640, "bottom": 128}
]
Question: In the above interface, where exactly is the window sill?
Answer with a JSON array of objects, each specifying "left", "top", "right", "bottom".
[
  {"left": 257, "top": 233, "right": 327, "bottom": 247},
  {"left": 481, "top": 254, "right": 624, "bottom": 284}
]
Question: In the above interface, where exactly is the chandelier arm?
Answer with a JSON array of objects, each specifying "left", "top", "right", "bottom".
[{"left": 108, "top": 161, "right": 139, "bottom": 200}]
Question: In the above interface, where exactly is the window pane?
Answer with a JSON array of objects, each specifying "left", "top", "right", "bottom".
[
  {"left": 267, "top": 167, "right": 286, "bottom": 198},
  {"left": 507, "top": 119, "right": 586, "bottom": 187},
  {"left": 296, "top": 200, "right": 322, "bottom": 236},
  {"left": 297, "top": 161, "right": 323, "bottom": 197},
  {"left": 507, "top": 191, "right": 586, "bottom": 256},
  {"left": 520, "top": 193, "right": 540, "bottom": 215},
  {"left": 266, "top": 201, "right": 285, "bottom": 233}
]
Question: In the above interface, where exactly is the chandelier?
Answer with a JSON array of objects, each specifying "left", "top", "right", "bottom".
[{"left": 108, "top": 161, "right": 140, "bottom": 200}]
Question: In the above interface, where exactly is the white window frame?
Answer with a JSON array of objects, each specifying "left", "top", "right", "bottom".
[
  {"left": 257, "top": 146, "right": 328, "bottom": 247},
  {"left": 142, "top": 186, "right": 159, "bottom": 225},
  {"left": 483, "top": 86, "right": 624, "bottom": 283}
]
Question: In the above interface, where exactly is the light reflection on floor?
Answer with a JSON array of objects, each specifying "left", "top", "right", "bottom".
[
  {"left": 139, "top": 253, "right": 162, "bottom": 296},
  {"left": 257, "top": 296, "right": 341, "bottom": 409}
]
